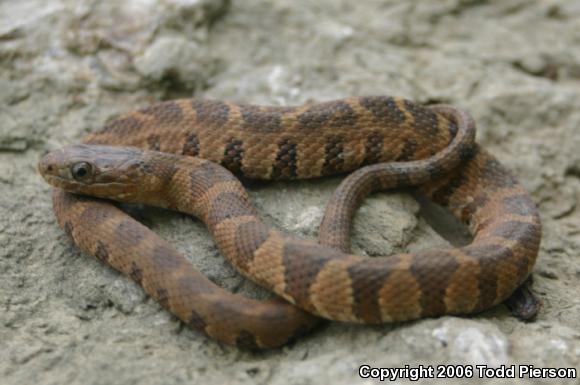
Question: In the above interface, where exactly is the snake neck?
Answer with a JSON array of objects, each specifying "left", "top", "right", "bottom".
[{"left": 167, "top": 158, "right": 258, "bottom": 222}]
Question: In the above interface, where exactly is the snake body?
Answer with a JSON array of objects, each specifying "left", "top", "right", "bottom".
[{"left": 39, "top": 96, "right": 541, "bottom": 349}]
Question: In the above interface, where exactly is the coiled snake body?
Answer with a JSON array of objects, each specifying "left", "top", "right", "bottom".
[{"left": 39, "top": 96, "right": 541, "bottom": 349}]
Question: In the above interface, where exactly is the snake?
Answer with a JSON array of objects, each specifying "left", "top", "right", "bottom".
[{"left": 38, "top": 96, "right": 542, "bottom": 349}]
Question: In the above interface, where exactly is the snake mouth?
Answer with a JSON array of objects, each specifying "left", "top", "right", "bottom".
[
  {"left": 41, "top": 173, "right": 75, "bottom": 190},
  {"left": 42, "top": 173, "right": 135, "bottom": 199}
]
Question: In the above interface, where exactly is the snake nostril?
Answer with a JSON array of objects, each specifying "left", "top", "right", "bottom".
[{"left": 38, "top": 159, "right": 53, "bottom": 173}]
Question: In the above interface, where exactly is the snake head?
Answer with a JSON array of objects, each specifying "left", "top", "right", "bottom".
[{"left": 38, "top": 144, "right": 158, "bottom": 203}]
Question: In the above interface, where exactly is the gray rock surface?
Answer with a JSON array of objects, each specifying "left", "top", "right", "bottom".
[{"left": 1, "top": 0, "right": 580, "bottom": 384}]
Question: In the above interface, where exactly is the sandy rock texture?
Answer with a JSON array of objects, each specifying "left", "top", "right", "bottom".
[{"left": 1, "top": 0, "right": 580, "bottom": 384}]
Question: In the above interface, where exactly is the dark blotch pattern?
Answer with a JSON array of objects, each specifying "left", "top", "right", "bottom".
[
  {"left": 410, "top": 250, "right": 460, "bottom": 317},
  {"left": 403, "top": 100, "right": 439, "bottom": 135},
  {"left": 189, "top": 162, "right": 238, "bottom": 199},
  {"left": 240, "top": 105, "right": 284, "bottom": 132},
  {"left": 151, "top": 243, "right": 184, "bottom": 272},
  {"left": 297, "top": 101, "right": 357, "bottom": 130},
  {"left": 182, "top": 133, "right": 200, "bottom": 156},
  {"left": 359, "top": 96, "right": 406, "bottom": 125},
  {"left": 363, "top": 131, "right": 384, "bottom": 165},
  {"left": 139, "top": 101, "right": 183, "bottom": 123},
  {"left": 493, "top": 221, "right": 540, "bottom": 244},
  {"left": 207, "top": 192, "right": 256, "bottom": 229},
  {"left": 503, "top": 195, "right": 538, "bottom": 217},
  {"left": 481, "top": 157, "right": 517, "bottom": 188},
  {"left": 233, "top": 220, "right": 270, "bottom": 268},
  {"left": 396, "top": 138, "right": 418, "bottom": 161},
  {"left": 424, "top": 162, "right": 445, "bottom": 181},
  {"left": 282, "top": 241, "right": 343, "bottom": 308},
  {"left": 80, "top": 207, "right": 111, "bottom": 228},
  {"left": 191, "top": 99, "right": 230, "bottom": 126},
  {"left": 221, "top": 138, "right": 244, "bottom": 174},
  {"left": 464, "top": 244, "right": 514, "bottom": 311},
  {"left": 271, "top": 138, "right": 298, "bottom": 179},
  {"left": 431, "top": 172, "right": 469, "bottom": 206},
  {"left": 448, "top": 120, "right": 458, "bottom": 137},
  {"left": 141, "top": 157, "right": 178, "bottom": 201},
  {"left": 116, "top": 220, "right": 147, "bottom": 247},
  {"left": 322, "top": 136, "right": 345, "bottom": 175},
  {"left": 177, "top": 275, "right": 216, "bottom": 296},
  {"left": 100, "top": 116, "right": 143, "bottom": 136},
  {"left": 95, "top": 241, "right": 109, "bottom": 262},
  {"left": 457, "top": 139, "right": 476, "bottom": 162},
  {"left": 348, "top": 258, "right": 400, "bottom": 323}
]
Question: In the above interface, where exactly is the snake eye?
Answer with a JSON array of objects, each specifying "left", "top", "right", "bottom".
[{"left": 71, "top": 162, "right": 93, "bottom": 181}]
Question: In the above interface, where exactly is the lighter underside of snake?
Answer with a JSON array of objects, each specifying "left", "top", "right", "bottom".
[{"left": 38, "top": 96, "right": 542, "bottom": 349}]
